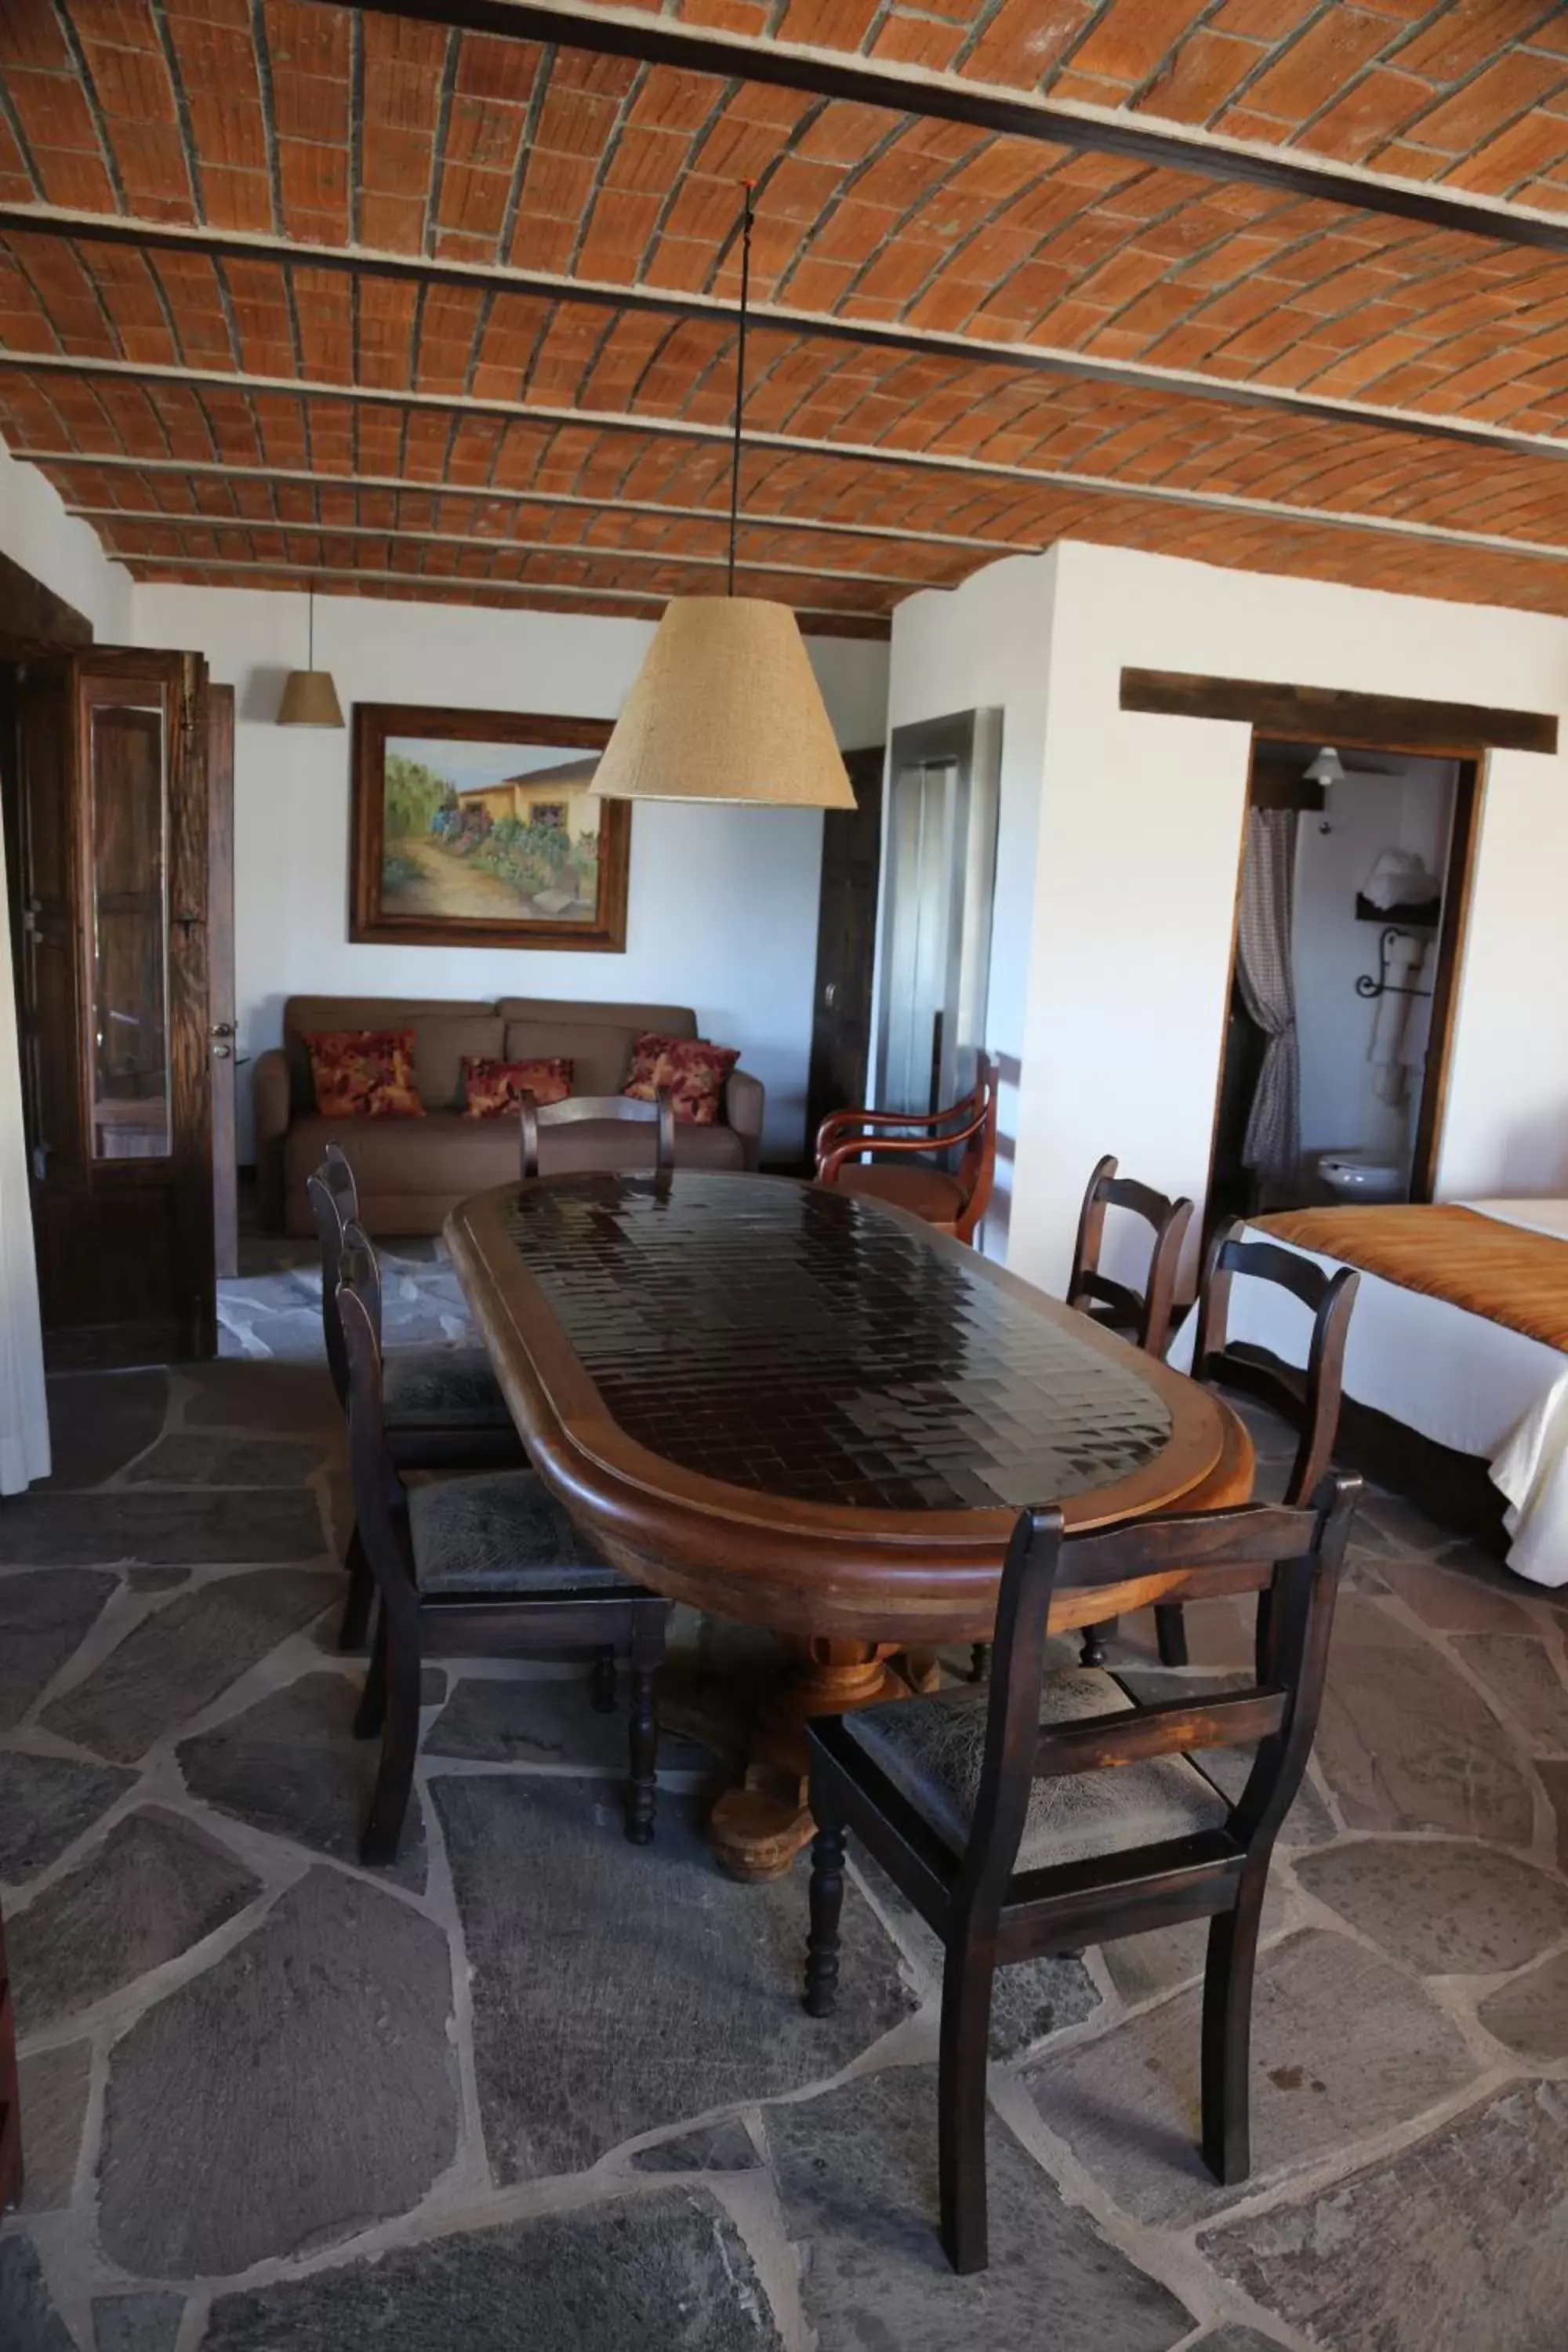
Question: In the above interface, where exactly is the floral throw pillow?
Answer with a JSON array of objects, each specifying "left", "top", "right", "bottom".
[
  {"left": 303, "top": 1029, "right": 425, "bottom": 1119},
  {"left": 461, "top": 1056, "right": 573, "bottom": 1119},
  {"left": 622, "top": 1031, "right": 739, "bottom": 1127}
]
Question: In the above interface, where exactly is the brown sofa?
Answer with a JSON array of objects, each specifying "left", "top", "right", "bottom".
[{"left": 253, "top": 995, "right": 764, "bottom": 1236}]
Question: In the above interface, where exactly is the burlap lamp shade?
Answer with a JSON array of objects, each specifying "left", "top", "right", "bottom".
[
  {"left": 589, "top": 597, "right": 855, "bottom": 809},
  {"left": 276, "top": 667, "right": 344, "bottom": 728}
]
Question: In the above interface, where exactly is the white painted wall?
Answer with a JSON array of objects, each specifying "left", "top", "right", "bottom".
[
  {"left": 0, "top": 442, "right": 132, "bottom": 641},
  {"left": 887, "top": 540, "right": 1568, "bottom": 1298},
  {"left": 131, "top": 586, "right": 888, "bottom": 1160},
  {"left": 880, "top": 551, "right": 1058, "bottom": 1257}
]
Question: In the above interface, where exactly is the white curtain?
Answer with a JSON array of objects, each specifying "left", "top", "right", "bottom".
[
  {"left": 0, "top": 820, "right": 49, "bottom": 1491},
  {"left": 1236, "top": 808, "right": 1301, "bottom": 1185}
]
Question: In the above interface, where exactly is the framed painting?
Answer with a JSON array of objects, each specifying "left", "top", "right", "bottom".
[{"left": 349, "top": 704, "right": 630, "bottom": 951}]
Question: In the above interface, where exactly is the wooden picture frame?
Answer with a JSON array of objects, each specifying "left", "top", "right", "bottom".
[{"left": 349, "top": 704, "right": 630, "bottom": 952}]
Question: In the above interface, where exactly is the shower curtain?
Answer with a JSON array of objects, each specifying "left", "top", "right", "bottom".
[
  {"left": 1236, "top": 808, "right": 1301, "bottom": 1186},
  {"left": 0, "top": 820, "right": 49, "bottom": 1491}
]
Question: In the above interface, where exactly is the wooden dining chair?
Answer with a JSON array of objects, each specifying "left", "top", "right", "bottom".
[
  {"left": 308, "top": 1147, "right": 525, "bottom": 1652},
  {"left": 801, "top": 1475, "right": 1359, "bottom": 2274},
  {"left": 814, "top": 1054, "right": 997, "bottom": 1246},
  {"left": 0, "top": 1896, "right": 20, "bottom": 2214},
  {"left": 1067, "top": 1156, "right": 1195, "bottom": 1671},
  {"left": 1152, "top": 1222, "right": 1359, "bottom": 1668},
  {"left": 338, "top": 1234, "right": 670, "bottom": 1865},
  {"left": 520, "top": 1087, "right": 676, "bottom": 1181}
]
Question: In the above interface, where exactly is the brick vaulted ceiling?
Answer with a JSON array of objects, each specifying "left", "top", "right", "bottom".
[{"left": 4, "top": 4, "right": 1568, "bottom": 636}]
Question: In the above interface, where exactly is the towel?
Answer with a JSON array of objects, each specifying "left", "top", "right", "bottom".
[
  {"left": 1369, "top": 931, "right": 1423, "bottom": 1106},
  {"left": 1400, "top": 935, "right": 1432, "bottom": 1072},
  {"left": 1362, "top": 848, "right": 1438, "bottom": 910}
]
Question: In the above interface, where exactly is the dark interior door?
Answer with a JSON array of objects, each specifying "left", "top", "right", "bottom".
[
  {"left": 805, "top": 746, "right": 885, "bottom": 1158},
  {"left": 13, "top": 648, "right": 215, "bottom": 1367},
  {"left": 208, "top": 684, "right": 238, "bottom": 1277}
]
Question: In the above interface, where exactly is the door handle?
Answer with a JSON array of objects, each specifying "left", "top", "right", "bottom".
[
  {"left": 212, "top": 1044, "right": 233, "bottom": 1059},
  {"left": 210, "top": 1022, "right": 235, "bottom": 1039},
  {"left": 823, "top": 982, "right": 837, "bottom": 1010}
]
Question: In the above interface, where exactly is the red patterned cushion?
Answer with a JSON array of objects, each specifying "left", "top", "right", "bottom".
[
  {"left": 461, "top": 1056, "right": 573, "bottom": 1120},
  {"left": 303, "top": 1029, "right": 425, "bottom": 1119},
  {"left": 623, "top": 1032, "right": 739, "bottom": 1127}
]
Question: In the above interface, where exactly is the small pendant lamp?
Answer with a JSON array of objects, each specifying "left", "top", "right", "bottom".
[
  {"left": 590, "top": 188, "right": 855, "bottom": 811},
  {"left": 277, "top": 587, "right": 344, "bottom": 728}
]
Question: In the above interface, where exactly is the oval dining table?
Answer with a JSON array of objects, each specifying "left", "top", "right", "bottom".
[{"left": 445, "top": 1170, "right": 1254, "bottom": 1879}]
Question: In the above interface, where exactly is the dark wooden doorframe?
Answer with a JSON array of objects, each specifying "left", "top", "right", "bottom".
[
  {"left": 208, "top": 684, "right": 238, "bottom": 1278},
  {"left": 804, "top": 745, "right": 885, "bottom": 1167},
  {"left": 1205, "top": 735, "right": 1484, "bottom": 1233}
]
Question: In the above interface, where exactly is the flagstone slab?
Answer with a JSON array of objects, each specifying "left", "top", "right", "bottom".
[
  {"left": 1377, "top": 1556, "right": 1537, "bottom": 1635},
  {"left": 764, "top": 2066, "right": 1194, "bottom": 2352},
  {"left": 1199, "top": 2081, "right": 1568, "bottom": 2352},
  {"left": 1296, "top": 1838, "right": 1568, "bottom": 1976},
  {"left": 1477, "top": 1949, "right": 1568, "bottom": 2060},
  {"left": 39, "top": 1372, "right": 169, "bottom": 1490},
  {"left": 0, "top": 2236, "right": 76, "bottom": 2352},
  {"left": 431, "top": 1775, "right": 915, "bottom": 2182},
  {"left": 42, "top": 1570, "right": 339, "bottom": 1761},
  {"left": 91, "top": 2296, "right": 183, "bottom": 2352},
  {"left": 8, "top": 1807, "right": 260, "bottom": 2034},
  {"left": 627, "top": 2116, "right": 761, "bottom": 2172},
  {"left": 0, "top": 1570, "right": 120, "bottom": 1733},
  {"left": 1102, "top": 1871, "right": 1298, "bottom": 2009},
  {"left": 176, "top": 1671, "right": 426, "bottom": 1889},
  {"left": 96, "top": 1866, "right": 458, "bottom": 2279},
  {"left": 1450, "top": 1633, "right": 1568, "bottom": 1749},
  {"left": 1310, "top": 1600, "right": 1535, "bottom": 1842},
  {"left": 1540, "top": 1759, "right": 1568, "bottom": 1871},
  {"left": 177, "top": 1360, "right": 339, "bottom": 1436},
  {"left": 1187, "top": 2332, "right": 1293, "bottom": 2352},
  {"left": 0, "top": 1751, "right": 136, "bottom": 1882},
  {"left": 0, "top": 1493, "right": 325, "bottom": 1571},
  {"left": 16, "top": 2041, "right": 92, "bottom": 2211},
  {"left": 1025, "top": 1930, "right": 1478, "bottom": 2227},
  {"left": 426, "top": 1674, "right": 713, "bottom": 1773},
  {"left": 122, "top": 1436, "right": 326, "bottom": 1488},
  {"left": 200, "top": 2189, "right": 783, "bottom": 2352}
]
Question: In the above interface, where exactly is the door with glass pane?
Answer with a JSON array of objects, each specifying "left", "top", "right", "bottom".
[{"left": 15, "top": 649, "right": 214, "bottom": 1366}]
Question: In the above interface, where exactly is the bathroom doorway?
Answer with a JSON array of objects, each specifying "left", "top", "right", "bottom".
[{"left": 1210, "top": 735, "right": 1481, "bottom": 1228}]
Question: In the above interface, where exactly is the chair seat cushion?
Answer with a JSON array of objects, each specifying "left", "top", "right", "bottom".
[
  {"left": 383, "top": 1346, "right": 513, "bottom": 1432},
  {"left": 408, "top": 1470, "right": 632, "bottom": 1595},
  {"left": 841, "top": 1668, "right": 1229, "bottom": 1872},
  {"left": 832, "top": 1162, "right": 967, "bottom": 1225}
]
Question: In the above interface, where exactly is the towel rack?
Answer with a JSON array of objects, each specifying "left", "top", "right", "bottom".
[{"left": 1356, "top": 924, "right": 1433, "bottom": 1002}]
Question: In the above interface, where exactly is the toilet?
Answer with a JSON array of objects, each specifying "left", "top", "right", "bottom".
[{"left": 1317, "top": 1151, "right": 1405, "bottom": 1203}]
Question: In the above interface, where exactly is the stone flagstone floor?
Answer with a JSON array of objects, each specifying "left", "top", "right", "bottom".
[{"left": 2, "top": 1241, "right": 1567, "bottom": 2350}]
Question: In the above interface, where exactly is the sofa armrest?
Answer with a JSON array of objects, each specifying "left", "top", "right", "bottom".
[
  {"left": 252, "top": 1047, "right": 293, "bottom": 1230},
  {"left": 724, "top": 1068, "right": 764, "bottom": 1171}
]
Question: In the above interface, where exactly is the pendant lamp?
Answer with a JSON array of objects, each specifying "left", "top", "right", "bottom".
[
  {"left": 277, "top": 588, "right": 344, "bottom": 728},
  {"left": 590, "top": 190, "right": 855, "bottom": 811}
]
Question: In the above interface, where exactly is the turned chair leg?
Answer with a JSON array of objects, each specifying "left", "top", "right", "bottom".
[
  {"left": 1079, "top": 1619, "right": 1114, "bottom": 1668},
  {"left": 353, "top": 1604, "right": 387, "bottom": 1739},
  {"left": 591, "top": 1650, "right": 618, "bottom": 1715},
  {"left": 938, "top": 1926, "right": 998, "bottom": 2275},
  {"left": 1154, "top": 1602, "right": 1189, "bottom": 1668},
  {"left": 360, "top": 1613, "right": 423, "bottom": 1868},
  {"left": 967, "top": 1643, "right": 990, "bottom": 1684},
  {"left": 624, "top": 1611, "right": 663, "bottom": 1846},
  {"left": 803, "top": 1805, "right": 847, "bottom": 2018},
  {"left": 338, "top": 1524, "right": 375, "bottom": 1653},
  {"left": 1200, "top": 1869, "right": 1267, "bottom": 2186}
]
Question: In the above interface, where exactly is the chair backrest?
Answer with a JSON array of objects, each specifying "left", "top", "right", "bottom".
[
  {"left": 520, "top": 1087, "right": 676, "bottom": 1181},
  {"left": 336, "top": 1238, "right": 415, "bottom": 1606},
  {"left": 963, "top": 1478, "right": 1359, "bottom": 1907},
  {"left": 1191, "top": 1224, "right": 1360, "bottom": 1506},
  {"left": 949, "top": 1053, "right": 998, "bottom": 1235},
  {"left": 307, "top": 1144, "right": 361, "bottom": 1413},
  {"left": 1067, "top": 1154, "right": 1194, "bottom": 1356}
]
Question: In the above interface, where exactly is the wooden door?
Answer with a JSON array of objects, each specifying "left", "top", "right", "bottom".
[
  {"left": 15, "top": 648, "right": 215, "bottom": 1367},
  {"left": 805, "top": 746, "right": 884, "bottom": 1156},
  {"left": 207, "top": 684, "right": 238, "bottom": 1276}
]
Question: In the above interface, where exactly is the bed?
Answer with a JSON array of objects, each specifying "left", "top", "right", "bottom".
[{"left": 1167, "top": 1198, "right": 1568, "bottom": 1589}]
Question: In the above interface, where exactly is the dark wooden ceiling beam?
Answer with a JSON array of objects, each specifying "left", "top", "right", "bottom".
[
  {"left": 12, "top": 351, "right": 1568, "bottom": 565},
  {"left": 1121, "top": 669, "right": 1559, "bottom": 755},
  {"left": 344, "top": 0, "right": 1568, "bottom": 259},
  {"left": 0, "top": 201, "right": 1544, "bottom": 464}
]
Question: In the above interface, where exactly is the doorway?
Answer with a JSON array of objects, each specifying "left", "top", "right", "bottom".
[{"left": 1210, "top": 735, "right": 1480, "bottom": 1226}]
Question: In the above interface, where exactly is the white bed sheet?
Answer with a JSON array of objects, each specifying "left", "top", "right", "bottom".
[{"left": 1167, "top": 1198, "right": 1568, "bottom": 1588}]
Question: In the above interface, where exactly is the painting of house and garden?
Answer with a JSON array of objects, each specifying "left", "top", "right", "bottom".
[{"left": 350, "top": 706, "right": 629, "bottom": 953}]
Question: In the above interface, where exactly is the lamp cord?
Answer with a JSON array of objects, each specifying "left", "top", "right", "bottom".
[{"left": 726, "top": 184, "right": 754, "bottom": 600}]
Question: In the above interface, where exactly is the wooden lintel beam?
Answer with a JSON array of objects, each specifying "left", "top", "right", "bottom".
[
  {"left": 1120, "top": 668, "right": 1559, "bottom": 756},
  {"left": 341, "top": 0, "right": 1568, "bottom": 259},
  {"left": 0, "top": 199, "right": 1544, "bottom": 464}
]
